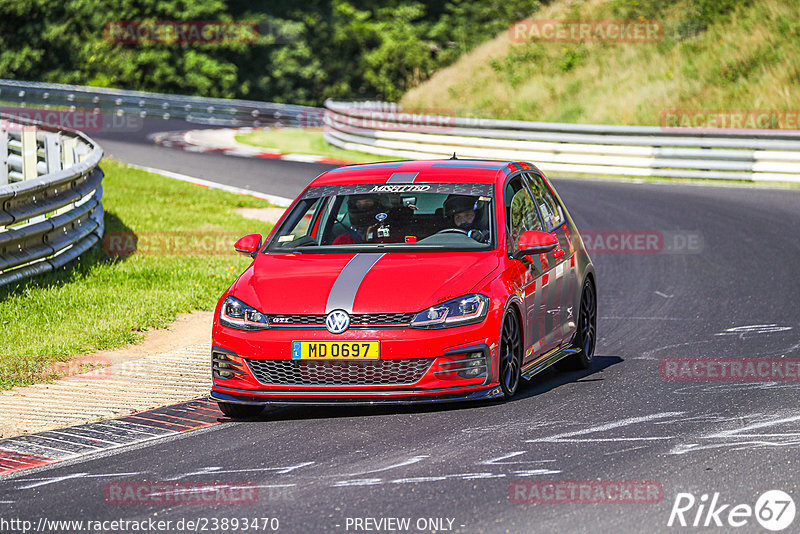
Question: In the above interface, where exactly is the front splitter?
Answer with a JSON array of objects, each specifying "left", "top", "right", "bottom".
[{"left": 210, "top": 386, "right": 504, "bottom": 406}]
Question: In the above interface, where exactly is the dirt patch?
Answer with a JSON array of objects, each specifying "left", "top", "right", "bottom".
[
  {"left": 0, "top": 311, "right": 215, "bottom": 438},
  {"left": 44, "top": 311, "right": 213, "bottom": 378},
  {"left": 89, "top": 310, "right": 212, "bottom": 364}
]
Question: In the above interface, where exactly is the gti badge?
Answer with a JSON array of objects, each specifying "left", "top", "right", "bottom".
[{"left": 325, "top": 310, "right": 350, "bottom": 334}]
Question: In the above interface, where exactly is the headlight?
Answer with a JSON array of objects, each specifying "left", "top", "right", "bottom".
[
  {"left": 411, "top": 294, "right": 489, "bottom": 329},
  {"left": 220, "top": 296, "right": 269, "bottom": 330}
]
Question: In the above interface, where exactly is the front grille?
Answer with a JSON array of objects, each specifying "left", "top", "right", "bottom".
[
  {"left": 269, "top": 313, "right": 414, "bottom": 327},
  {"left": 271, "top": 315, "right": 325, "bottom": 326},
  {"left": 246, "top": 358, "right": 433, "bottom": 386},
  {"left": 351, "top": 313, "right": 415, "bottom": 325}
]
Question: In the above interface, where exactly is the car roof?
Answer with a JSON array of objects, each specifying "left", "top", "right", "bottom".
[{"left": 310, "top": 159, "right": 539, "bottom": 187}]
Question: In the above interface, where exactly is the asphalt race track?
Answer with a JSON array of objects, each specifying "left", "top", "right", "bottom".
[
  {"left": 91, "top": 118, "right": 334, "bottom": 200},
  {"left": 1, "top": 123, "right": 799, "bottom": 533}
]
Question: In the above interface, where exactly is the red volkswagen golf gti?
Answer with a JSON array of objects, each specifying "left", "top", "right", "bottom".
[{"left": 210, "top": 160, "right": 596, "bottom": 417}]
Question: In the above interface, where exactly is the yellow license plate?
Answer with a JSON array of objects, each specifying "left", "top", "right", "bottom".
[{"left": 291, "top": 341, "right": 380, "bottom": 360}]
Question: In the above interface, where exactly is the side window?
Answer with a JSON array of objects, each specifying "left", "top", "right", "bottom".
[
  {"left": 505, "top": 176, "right": 542, "bottom": 252},
  {"left": 276, "top": 197, "right": 325, "bottom": 248},
  {"left": 526, "top": 173, "right": 563, "bottom": 231},
  {"left": 294, "top": 197, "right": 324, "bottom": 238}
]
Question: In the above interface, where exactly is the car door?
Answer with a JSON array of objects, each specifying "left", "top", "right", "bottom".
[
  {"left": 523, "top": 172, "right": 577, "bottom": 348},
  {"left": 504, "top": 174, "right": 558, "bottom": 365}
]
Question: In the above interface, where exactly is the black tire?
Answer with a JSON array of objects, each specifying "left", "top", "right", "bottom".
[
  {"left": 499, "top": 308, "right": 523, "bottom": 399},
  {"left": 557, "top": 278, "right": 597, "bottom": 371},
  {"left": 217, "top": 402, "right": 264, "bottom": 418}
]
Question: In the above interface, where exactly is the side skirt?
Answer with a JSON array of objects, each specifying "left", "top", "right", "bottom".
[{"left": 520, "top": 345, "right": 581, "bottom": 380}]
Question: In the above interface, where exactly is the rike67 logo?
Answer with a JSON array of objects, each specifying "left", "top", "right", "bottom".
[{"left": 668, "top": 490, "right": 796, "bottom": 531}]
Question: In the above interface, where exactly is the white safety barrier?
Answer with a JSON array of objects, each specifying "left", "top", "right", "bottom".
[{"left": 324, "top": 101, "right": 800, "bottom": 182}]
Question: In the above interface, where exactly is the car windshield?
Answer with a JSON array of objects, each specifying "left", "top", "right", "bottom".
[{"left": 267, "top": 183, "right": 495, "bottom": 252}]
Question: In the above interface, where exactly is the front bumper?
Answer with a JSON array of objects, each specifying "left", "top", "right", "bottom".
[
  {"left": 210, "top": 385, "right": 504, "bottom": 406},
  {"left": 210, "top": 320, "right": 501, "bottom": 404}
]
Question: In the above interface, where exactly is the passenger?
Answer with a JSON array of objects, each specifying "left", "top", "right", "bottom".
[{"left": 333, "top": 194, "right": 383, "bottom": 244}]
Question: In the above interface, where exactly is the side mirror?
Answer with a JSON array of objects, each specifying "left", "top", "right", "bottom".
[
  {"left": 514, "top": 230, "right": 558, "bottom": 258},
  {"left": 234, "top": 234, "right": 262, "bottom": 259}
]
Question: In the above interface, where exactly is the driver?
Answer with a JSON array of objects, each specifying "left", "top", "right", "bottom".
[
  {"left": 443, "top": 194, "right": 483, "bottom": 232},
  {"left": 333, "top": 194, "right": 383, "bottom": 245}
]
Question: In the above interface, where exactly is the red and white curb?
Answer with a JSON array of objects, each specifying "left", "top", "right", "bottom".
[
  {"left": 126, "top": 163, "right": 295, "bottom": 207},
  {"left": 151, "top": 128, "right": 356, "bottom": 166},
  {"left": 0, "top": 398, "right": 225, "bottom": 477}
]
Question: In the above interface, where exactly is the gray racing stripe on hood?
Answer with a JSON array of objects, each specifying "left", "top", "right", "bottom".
[
  {"left": 386, "top": 172, "right": 418, "bottom": 183},
  {"left": 326, "top": 253, "right": 386, "bottom": 313}
]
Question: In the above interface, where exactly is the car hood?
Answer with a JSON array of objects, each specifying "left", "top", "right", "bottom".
[{"left": 231, "top": 251, "right": 500, "bottom": 314}]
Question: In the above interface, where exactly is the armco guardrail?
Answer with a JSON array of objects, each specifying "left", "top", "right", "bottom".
[
  {"left": 0, "top": 113, "right": 103, "bottom": 288},
  {"left": 324, "top": 101, "right": 800, "bottom": 182},
  {"left": 0, "top": 79, "right": 323, "bottom": 127}
]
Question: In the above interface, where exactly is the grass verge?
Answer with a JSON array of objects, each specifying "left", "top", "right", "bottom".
[
  {"left": 0, "top": 158, "right": 273, "bottom": 390},
  {"left": 235, "top": 127, "right": 397, "bottom": 163}
]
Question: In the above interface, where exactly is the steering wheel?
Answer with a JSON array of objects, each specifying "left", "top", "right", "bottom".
[
  {"left": 435, "top": 228, "right": 487, "bottom": 243},
  {"left": 436, "top": 228, "right": 469, "bottom": 236}
]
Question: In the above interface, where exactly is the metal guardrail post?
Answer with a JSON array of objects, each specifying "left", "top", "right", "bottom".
[
  {"left": 0, "top": 122, "right": 7, "bottom": 186},
  {"left": 21, "top": 126, "right": 37, "bottom": 181},
  {"left": 76, "top": 144, "right": 90, "bottom": 163},
  {"left": 62, "top": 137, "right": 76, "bottom": 167},
  {"left": 44, "top": 133, "right": 62, "bottom": 174},
  {"left": 45, "top": 132, "right": 73, "bottom": 216}
]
